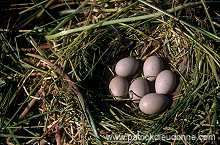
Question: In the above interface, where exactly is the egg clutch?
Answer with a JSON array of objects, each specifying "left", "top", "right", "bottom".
[{"left": 109, "top": 56, "right": 176, "bottom": 115}]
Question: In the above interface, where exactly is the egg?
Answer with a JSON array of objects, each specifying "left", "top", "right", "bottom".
[
  {"left": 115, "top": 57, "right": 139, "bottom": 77},
  {"left": 155, "top": 70, "right": 176, "bottom": 94},
  {"left": 143, "top": 56, "right": 163, "bottom": 81},
  {"left": 129, "top": 78, "right": 149, "bottom": 103},
  {"left": 109, "top": 76, "right": 129, "bottom": 99},
  {"left": 139, "top": 93, "right": 169, "bottom": 114}
]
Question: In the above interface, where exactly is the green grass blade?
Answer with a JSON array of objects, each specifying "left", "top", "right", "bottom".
[
  {"left": 201, "top": 0, "right": 217, "bottom": 35},
  {"left": 138, "top": 0, "right": 220, "bottom": 42},
  {"left": 45, "top": 1, "right": 203, "bottom": 40}
]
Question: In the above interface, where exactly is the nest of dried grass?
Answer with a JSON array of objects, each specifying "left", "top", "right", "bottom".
[{"left": 0, "top": 0, "right": 219, "bottom": 144}]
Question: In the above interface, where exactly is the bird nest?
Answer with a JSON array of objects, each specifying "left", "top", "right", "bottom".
[{"left": 0, "top": 0, "right": 219, "bottom": 144}]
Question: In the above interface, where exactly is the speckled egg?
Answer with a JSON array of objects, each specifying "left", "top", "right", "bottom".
[
  {"left": 139, "top": 93, "right": 169, "bottom": 115},
  {"left": 115, "top": 57, "right": 139, "bottom": 77},
  {"left": 143, "top": 56, "right": 163, "bottom": 81},
  {"left": 155, "top": 70, "right": 176, "bottom": 94},
  {"left": 109, "top": 76, "right": 129, "bottom": 99},
  {"left": 129, "top": 78, "right": 149, "bottom": 103}
]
